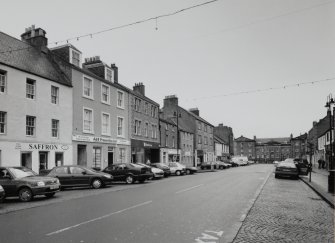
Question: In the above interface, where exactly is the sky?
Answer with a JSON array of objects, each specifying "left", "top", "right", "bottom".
[{"left": 1, "top": 0, "right": 334, "bottom": 139}]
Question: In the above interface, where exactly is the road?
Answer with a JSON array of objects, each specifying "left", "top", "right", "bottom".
[{"left": 0, "top": 164, "right": 273, "bottom": 243}]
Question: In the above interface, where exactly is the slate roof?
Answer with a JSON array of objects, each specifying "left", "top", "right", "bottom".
[
  {"left": 292, "top": 133, "right": 307, "bottom": 140},
  {"left": 256, "top": 137, "right": 291, "bottom": 144},
  {"left": 0, "top": 31, "right": 71, "bottom": 86},
  {"left": 178, "top": 106, "right": 214, "bottom": 127},
  {"left": 214, "top": 135, "right": 227, "bottom": 144}
]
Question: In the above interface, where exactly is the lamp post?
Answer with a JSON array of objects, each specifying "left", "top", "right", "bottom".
[{"left": 325, "top": 94, "right": 334, "bottom": 193}]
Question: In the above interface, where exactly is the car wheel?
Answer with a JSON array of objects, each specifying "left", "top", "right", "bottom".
[
  {"left": 91, "top": 178, "right": 103, "bottom": 189},
  {"left": 18, "top": 187, "right": 33, "bottom": 202},
  {"left": 176, "top": 170, "right": 181, "bottom": 176},
  {"left": 219, "top": 166, "right": 223, "bottom": 170},
  {"left": 45, "top": 192, "right": 56, "bottom": 198},
  {"left": 125, "top": 175, "right": 134, "bottom": 184},
  {"left": 186, "top": 169, "right": 191, "bottom": 175}
]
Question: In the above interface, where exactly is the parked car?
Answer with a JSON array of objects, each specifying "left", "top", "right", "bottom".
[
  {"left": 168, "top": 162, "right": 186, "bottom": 176},
  {"left": 273, "top": 161, "right": 280, "bottom": 167},
  {"left": 47, "top": 165, "right": 113, "bottom": 189},
  {"left": 231, "top": 156, "right": 249, "bottom": 166},
  {"left": 102, "top": 163, "right": 153, "bottom": 184},
  {"left": 275, "top": 161, "right": 299, "bottom": 179},
  {"left": 185, "top": 166, "right": 198, "bottom": 175},
  {"left": 0, "top": 166, "right": 60, "bottom": 202},
  {"left": 150, "top": 163, "right": 171, "bottom": 177},
  {"left": 293, "top": 158, "right": 311, "bottom": 176},
  {"left": 215, "top": 161, "right": 231, "bottom": 169},
  {"left": 136, "top": 163, "right": 164, "bottom": 179},
  {"left": 0, "top": 185, "right": 5, "bottom": 202},
  {"left": 226, "top": 160, "right": 239, "bottom": 167},
  {"left": 200, "top": 161, "right": 216, "bottom": 170}
]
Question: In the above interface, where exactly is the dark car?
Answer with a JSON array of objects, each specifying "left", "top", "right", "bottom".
[
  {"left": 151, "top": 163, "right": 171, "bottom": 177},
  {"left": 102, "top": 163, "right": 153, "bottom": 184},
  {"left": 0, "top": 185, "right": 5, "bottom": 202},
  {"left": 47, "top": 166, "right": 113, "bottom": 189},
  {"left": 216, "top": 161, "right": 231, "bottom": 169},
  {"left": 293, "top": 158, "right": 310, "bottom": 176},
  {"left": 0, "top": 167, "right": 60, "bottom": 202},
  {"left": 185, "top": 166, "right": 198, "bottom": 175},
  {"left": 275, "top": 161, "right": 299, "bottom": 179}
]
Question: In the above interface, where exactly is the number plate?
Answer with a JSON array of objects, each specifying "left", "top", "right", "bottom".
[{"left": 50, "top": 185, "right": 59, "bottom": 190}]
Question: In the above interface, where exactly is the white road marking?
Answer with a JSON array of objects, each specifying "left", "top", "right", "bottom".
[
  {"left": 46, "top": 200, "right": 152, "bottom": 236},
  {"left": 175, "top": 184, "right": 203, "bottom": 194}
]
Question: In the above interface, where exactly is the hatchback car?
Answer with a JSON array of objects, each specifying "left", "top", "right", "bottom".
[
  {"left": 136, "top": 163, "right": 164, "bottom": 179},
  {"left": 185, "top": 166, "right": 198, "bottom": 175},
  {"left": 47, "top": 166, "right": 113, "bottom": 189},
  {"left": 168, "top": 162, "right": 186, "bottom": 176},
  {"left": 0, "top": 167, "right": 60, "bottom": 202},
  {"left": 275, "top": 161, "right": 299, "bottom": 179},
  {"left": 102, "top": 163, "right": 153, "bottom": 184},
  {"left": 0, "top": 185, "right": 5, "bottom": 202}
]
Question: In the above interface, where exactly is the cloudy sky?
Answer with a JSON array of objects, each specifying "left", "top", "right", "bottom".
[{"left": 1, "top": 0, "right": 334, "bottom": 139}]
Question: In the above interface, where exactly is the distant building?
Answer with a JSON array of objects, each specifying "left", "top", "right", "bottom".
[
  {"left": 159, "top": 117, "right": 178, "bottom": 164},
  {"left": 290, "top": 133, "right": 308, "bottom": 160},
  {"left": 234, "top": 136, "right": 256, "bottom": 160},
  {"left": 214, "top": 124, "right": 233, "bottom": 156},
  {"left": 214, "top": 135, "right": 229, "bottom": 161},
  {"left": 255, "top": 137, "right": 291, "bottom": 162}
]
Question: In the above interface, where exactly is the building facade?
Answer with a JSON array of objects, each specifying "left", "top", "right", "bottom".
[
  {"left": 0, "top": 27, "right": 73, "bottom": 173},
  {"left": 130, "top": 83, "right": 160, "bottom": 163},
  {"left": 159, "top": 117, "right": 178, "bottom": 164},
  {"left": 51, "top": 46, "right": 131, "bottom": 170},
  {"left": 214, "top": 124, "right": 234, "bottom": 156},
  {"left": 214, "top": 136, "right": 229, "bottom": 161},
  {"left": 234, "top": 136, "right": 256, "bottom": 160}
]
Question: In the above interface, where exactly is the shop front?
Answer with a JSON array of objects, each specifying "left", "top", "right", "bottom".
[
  {"left": 0, "top": 141, "right": 72, "bottom": 173},
  {"left": 72, "top": 135, "right": 131, "bottom": 170},
  {"left": 160, "top": 148, "right": 180, "bottom": 164},
  {"left": 131, "top": 139, "right": 160, "bottom": 164}
]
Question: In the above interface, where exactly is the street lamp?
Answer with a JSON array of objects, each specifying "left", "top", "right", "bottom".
[{"left": 325, "top": 94, "right": 334, "bottom": 193}]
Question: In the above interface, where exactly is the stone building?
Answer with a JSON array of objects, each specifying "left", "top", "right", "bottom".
[
  {"left": 234, "top": 136, "right": 256, "bottom": 160},
  {"left": 214, "top": 124, "right": 233, "bottom": 156}
]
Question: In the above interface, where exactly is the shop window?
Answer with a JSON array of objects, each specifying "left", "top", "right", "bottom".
[
  {"left": 93, "top": 147, "right": 102, "bottom": 169},
  {"left": 119, "top": 148, "right": 126, "bottom": 163}
]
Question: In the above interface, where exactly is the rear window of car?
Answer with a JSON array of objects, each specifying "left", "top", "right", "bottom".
[{"left": 54, "top": 167, "right": 68, "bottom": 174}]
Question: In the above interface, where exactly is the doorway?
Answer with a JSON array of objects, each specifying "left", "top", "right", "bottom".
[
  {"left": 77, "top": 145, "right": 87, "bottom": 166},
  {"left": 108, "top": 152, "right": 114, "bottom": 166},
  {"left": 21, "top": 152, "right": 32, "bottom": 169},
  {"left": 39, "top": 152, "right": 48, "bottom": 171}
]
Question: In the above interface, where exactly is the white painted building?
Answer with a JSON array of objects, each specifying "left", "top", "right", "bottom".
[{"left": 0, "top": 27, "right": 73, "bottom": 172}]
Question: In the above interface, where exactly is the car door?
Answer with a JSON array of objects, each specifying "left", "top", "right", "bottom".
[
  {"left": 49, "top": 167, "right": 71, "bottom": 186},
  {"left": 69, "top": 167, "right": 90, "bottom": 186},
  {"left": 0, "top": 168, "right": 17, "bottom": 196}
]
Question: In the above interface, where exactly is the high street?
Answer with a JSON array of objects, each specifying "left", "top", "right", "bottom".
[{"left": 0, "top": 164, "right": 272, "bottom": 243}]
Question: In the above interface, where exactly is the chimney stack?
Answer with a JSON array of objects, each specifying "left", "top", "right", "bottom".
[
  {"left": 133, "top": 82, "right": 145, "bottom": 96},
  {"left": 21, "top": 25, "right": 48, "bottom": 53},
  {"left": 189, "top": 108, "right": 199, "bottom": 116},
  {"left": 164, "top": 95, "right": 178, "bottom": 107},
  {"left": 111, "top": 64, "right": 118, "bottom": 83}
]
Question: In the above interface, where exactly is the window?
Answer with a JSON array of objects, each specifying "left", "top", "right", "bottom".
[
  {"left": 145, "top": 122, "right": 149, "bottom": 137},
  {"left": 101, "top": 113, "right": 110, "bottom": 135},
  {"left": 151, "top": 105, "right": 157, "bottom": 117},
  {"left": 83, "top": 77, "right": 93, "bottom": 99},
  {"left": 204, "top": 125, "right": 207, "bottom": 132},
  {"left": 117, "top": 117, "right": 124, "bottom": 137},
  {"left": 83, "top": 108, "right": 93, "bottom": 133},
  {"left": 135, "top": 120, "right": 141, "bottom": 135},
  {"left": 26, "top": 79, "right": 35, "bottom": 99},
  {"left": 117, "top": 91, "right": 124, "bottom": 108},
  {"left": 101, "top": 84, "right": 110, "bottom": 104},
  {"left": 166, "top": 135, "right": 168, "bottom": 146},
  {"left": 172, "top": 136, "right": 175, "bottom": 148},
  {"left": 0, "top": 70, "right": 6, "bottom": 94},
  {"left": 26, "top": 116, "right": 36, "bottom": 136},
  {"left": 51, "top": 86, "right": 59, "bottom": 104},
  {"left": 198, "top": 121, "right": 201, "bottom": 130},
  {"left": 105, "top": 68, "right": 113, "bottom": 82},
  {"left": 51, "top": 119, "right": 59, "bottom": 138},
  {"left": 145, "top": 102, "right": 148, "bottom": 114},
  {"left": 152, "top": 124, "right": 157, "bottom": 139},
  {"left": 93, "top": 147, "right": 102, "bottom": 169},
  {"left": 210, "top": 138, "right": 213, "bottom": 146},
  {"left": 204, "top": 136, "right": 208, "bottom": 145},
  {"left": 0, "top": 111, "right": 6, "bottom": 134},
  {"left": 71, "top": 49, "right": 81, "bottom": 67},
  {"left": 198, "top": 135, "right": 202, "bottom": 144},
  {"left": 119, "top": 148, "right": 126, "bottom": 163}
]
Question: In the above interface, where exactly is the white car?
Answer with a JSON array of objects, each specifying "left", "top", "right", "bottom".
[
  {"left": 168, "top": 162, "right": 186, "bottom": 176},
  {"left": 137, "top": 163, "right": 164, "bottom": 179}
]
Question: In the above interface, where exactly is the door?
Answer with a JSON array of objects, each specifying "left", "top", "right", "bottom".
[
  {"left": 77, "top": 145, "right": 87, "bottom": 166},
  {"left": 39, "top": 152, "right": 48, "bottom": 172},
  {"left": 21, "top": 152, "right": 32, "bottom": 169},
  {"left": 108, "top": 152, "right": 114, "bottom": 167},
  {"left": 69, "top": 167, "right": 90, "bottom": 186}
]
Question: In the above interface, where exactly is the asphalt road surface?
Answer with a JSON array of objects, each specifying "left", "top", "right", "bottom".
[{"left": 0, "top": 164, "right": 273, "bottom": 243}]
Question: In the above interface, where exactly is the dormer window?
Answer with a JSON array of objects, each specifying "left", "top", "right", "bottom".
[
  {"left": 105, "top": 67, "right": 113, "bottom": 82},
  {"left": 70, "top": 48, "right": 81, "bottom": 67}
]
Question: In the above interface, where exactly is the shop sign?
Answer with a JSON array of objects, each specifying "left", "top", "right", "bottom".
[
  {"left": 73, "top": 135, "right": 130, "bottom": 145},
  {"left": 144, "top": 142, "right": 152, "bottom": 147},
  {"left": 15, "top": 143, "right": 69, "bottom": 151}
]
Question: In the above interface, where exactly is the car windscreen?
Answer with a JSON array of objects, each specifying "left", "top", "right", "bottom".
[
  {"left": 8, "top": 168, "right": 37, "bottom": 179},
  {"left": 128, "top": 163, "right": 143, "bottom": 168}
]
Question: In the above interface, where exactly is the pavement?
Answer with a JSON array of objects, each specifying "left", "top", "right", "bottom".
[
  {"left": 299, "top": 167, "right": 335, "bottom": 209},
  {"left": 232, "top": 169, "right": 334, "bottom": 243}
]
